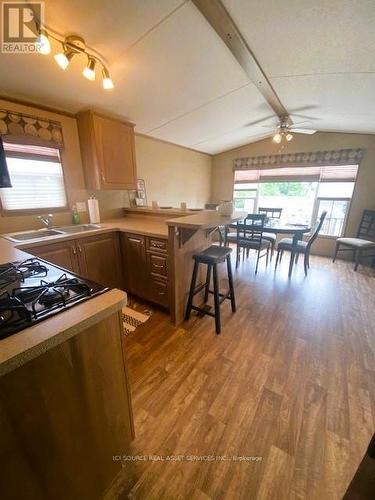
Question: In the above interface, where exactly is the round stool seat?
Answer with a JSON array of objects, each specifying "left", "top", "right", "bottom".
[{"left": 193, "top": 245, "right": 232, "bottom": 264}]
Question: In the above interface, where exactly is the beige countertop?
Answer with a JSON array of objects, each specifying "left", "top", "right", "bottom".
[
  {"left": 166, "top": 210, "right": 247, "bottom": 229},
  {"left": 124, "top": 206, "right": 207, "bottom": 217},
  {"left": 0, "top": 209, "right": 236, "bottom": 374}
]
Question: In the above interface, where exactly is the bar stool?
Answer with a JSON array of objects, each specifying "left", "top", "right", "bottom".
[{"left": 184, "top": 245, "right": 236, "bottom": 334}]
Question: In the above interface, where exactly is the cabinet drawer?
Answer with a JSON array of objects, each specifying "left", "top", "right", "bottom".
[
  {"left": 148, "top": 253, "right": 168, "bottom": 277},
  {"left": 146, "top": 237, "right": 168, "bottom": 253},
  {"left": 149, "top": 277, "right": 169, "bottom": 307}
]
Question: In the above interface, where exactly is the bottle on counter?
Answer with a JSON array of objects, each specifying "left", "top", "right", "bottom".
[{"left": 71, "top": 204, "right": 80, "bottom": 225}]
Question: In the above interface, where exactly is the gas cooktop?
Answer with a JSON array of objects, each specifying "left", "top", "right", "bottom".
[{"left": 0, "top": 258, "right": 109, "bottom": 340}]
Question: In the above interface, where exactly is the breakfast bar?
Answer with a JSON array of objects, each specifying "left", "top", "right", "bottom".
[{"left": 166, "top": 210, "right": 246, "bottom": 325}]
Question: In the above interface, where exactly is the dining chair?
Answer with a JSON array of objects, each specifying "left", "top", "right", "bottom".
[
  {"left": 333, "top": 209, "right": 375, "bottom": 271},
  {"left": 236, "top": 214, "right": 271, "bottom": 274},
  {"left": 258, "top": 207, "right": 283, "bottom": 260},
  {"left": 275, "top": 211, "right": 327, "bottom": 276}
]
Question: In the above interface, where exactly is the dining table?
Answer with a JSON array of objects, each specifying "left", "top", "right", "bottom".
[{"left": 225, "top": 221, "right": 311, "bottom": 278}]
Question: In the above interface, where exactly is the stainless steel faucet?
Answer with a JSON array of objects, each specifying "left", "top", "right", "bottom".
[{"left": 37, "top": 214, "right": 54, "bottom": 229}]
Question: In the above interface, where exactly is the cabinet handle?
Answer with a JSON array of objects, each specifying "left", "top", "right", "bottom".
[
  {"left": 77, "top": 245, "right": 82, "bottom": 254},
  {"left": 71, "top": 247, "right": 77, "bottom": 256},
  {"left": 154, "top": 264, "right": 164, "bottom": 268}
]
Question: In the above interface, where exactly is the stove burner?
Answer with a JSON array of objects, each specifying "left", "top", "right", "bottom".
[
  {"left": 38, "top": 287, "right": 71, "bottom": 306},
  {"left": 0, "top": 257, "right": 107, "bottom": 340},
  {"left": 16, "top": 258, "right": 48, "bottom": 280},
  {"left": 12, "top": 274, "right": 92, "bottom": 317},
  {"left": 0, "top": 263, "right": 18, "bottom": 288}
]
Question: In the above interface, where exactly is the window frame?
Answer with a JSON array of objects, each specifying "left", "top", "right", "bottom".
[
  {"left": 0, "top": 141, "right": 69, "bottom": 216},
  {"left": 233, "top": 178, "right": 356, "bottom": 239},
  {"left": 311, "top": 196, "right": 353, "bottom": 239}
]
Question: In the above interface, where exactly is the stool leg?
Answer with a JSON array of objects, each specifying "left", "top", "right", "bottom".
[
  {"left": 212, "top": 264, "right": 221, "bottom": 334},
  {"left": 185, "top": 260, "right": 199, "bottom": 321},
  {"left": 204, "top": 264, "right": 212, "bottom": 303},
  {"left": 226, "top": 255, "right": 236, "bottom": 313}
]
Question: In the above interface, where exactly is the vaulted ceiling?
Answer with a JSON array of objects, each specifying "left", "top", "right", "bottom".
[{"left": 0, "top": 0, "right": 374, "bottom": 154}]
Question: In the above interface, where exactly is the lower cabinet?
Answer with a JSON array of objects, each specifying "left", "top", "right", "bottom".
[
  {"left": 27, "top": 231, "right": 169, "bottom": 306},
  {"left": 121, "top": 233, "right": 169, "bottom": 308},
  {"left": 29, "top": 232, "right": 123, "bottom": 289},
  {"left": 28, "top": 239, "right": 81, "bottom": 274}
]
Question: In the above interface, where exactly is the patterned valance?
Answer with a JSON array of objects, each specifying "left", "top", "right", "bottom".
[
  {"left": 0, "top": 108, "right": 64, "bottom": 148},
  {"left": 233, "top": 148, "right": 365, "bottom": 170}
]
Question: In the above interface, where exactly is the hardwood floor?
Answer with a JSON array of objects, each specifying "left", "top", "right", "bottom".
[{"left": 106, "top": 254, "right": 375, "bottom": 500}]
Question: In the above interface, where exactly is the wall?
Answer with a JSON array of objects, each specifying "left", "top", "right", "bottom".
[
  {"left": 0, "top": 99, "right": 212, "bottom": 235},
  {"left": 211, "top": 132, "right": 375, "bottom": 256},
  {"left": 135, "top": 134, "right": 212, "bottom": 209}
]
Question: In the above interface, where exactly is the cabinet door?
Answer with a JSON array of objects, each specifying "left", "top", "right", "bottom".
[
  {"left": 121, "top": 233, "right": 147, "bottom": 297},
  {"left": 29, "top": 240, "right": 80, "bottom": 273},
  {"left": 77, "top": 233, "right": 123, "bottom": 289},
  {"left": 93, "top": 115, "right": 136, "bottom": 190}
]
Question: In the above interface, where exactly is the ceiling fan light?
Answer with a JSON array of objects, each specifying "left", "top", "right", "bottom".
[
  {"left": 286, "top": 133, "right": 293, "bottom": 141},
  {"left": 273, "top": 132, "right": 282, "bottom": 144},
  {"left": 102, "top": 67, "right": 114, "bottom": 89},
  {"left": 83, "top": 57, "right": 96, "bottom": 81},
  {"left": 54, "top": 49, "right": 74, "bottom": 70},
  {"left": 36, "top": 30, "right": 51, "bottom": 55}
]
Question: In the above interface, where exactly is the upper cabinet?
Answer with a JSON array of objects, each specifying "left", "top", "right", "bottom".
[{"left": 77, "top": 111, "right": 137, "bottom": 190}]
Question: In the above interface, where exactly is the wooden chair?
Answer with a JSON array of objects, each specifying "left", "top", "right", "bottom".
[
  {"left": 258, "top": 207, "right": 283, "bottom": 259},
  {"left": 275, "top": 211, "right": 327, "bottom": 276},
  {"left": 333, "top": 209, "right": 375, "bottom": 271},
  {"left": 236, "top": 214, "right": 271, "bottom": 274}
]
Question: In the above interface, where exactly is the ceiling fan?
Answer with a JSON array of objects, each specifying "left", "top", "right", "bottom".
[{"left": 266, "top": 116, "right": 317, "bottom": 144}]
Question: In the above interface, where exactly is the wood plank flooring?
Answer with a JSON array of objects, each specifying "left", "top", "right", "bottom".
[{"left": 106, "top": 254, "right": 375, "bottom": 500}]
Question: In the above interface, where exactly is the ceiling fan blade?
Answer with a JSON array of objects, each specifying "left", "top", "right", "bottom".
[
  {"left": 244, "top": 115, "right": 277, "bottom": 128},
  {"left": 291, "top": 128, "right": 317, "bottom": 135}
]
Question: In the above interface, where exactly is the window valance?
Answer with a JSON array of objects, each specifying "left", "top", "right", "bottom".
[
  {"left": 0, "top": 108, "right": 64, "bottom": 149},
  {"left": 233, "top": 148, "right": 365, "bottom": 170}
]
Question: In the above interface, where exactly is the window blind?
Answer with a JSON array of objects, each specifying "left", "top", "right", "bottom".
[
  {"left": 0, "top": 142, "right": 67, "bottom": 211},
  {"left": 234, "top": 164, "right": 358, "bottom": 184}
]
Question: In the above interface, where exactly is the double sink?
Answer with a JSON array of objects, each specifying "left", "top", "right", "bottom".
[{"left": 5, "top": 224, "right": 103, "bottom": 242}]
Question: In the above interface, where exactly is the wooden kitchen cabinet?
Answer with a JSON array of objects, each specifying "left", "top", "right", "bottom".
[
  {"left": 29, "top": 233, "right": 123, "bottom": 289},
  {"left": 30, "top": 240, "right": 80, "bottom": 274},
  {"left": 77, "top": 233, "right": 123, "bottom": 289},
  {"left": 121, "top": 233, "right": 169, "bottom": 308},
  {"left": 121, "top": 233, "right": 147, "bottom": 297},
  {"left": 77, "top": 110, "right": 137, "bottom": 190}
]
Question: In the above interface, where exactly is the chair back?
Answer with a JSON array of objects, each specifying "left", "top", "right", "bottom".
[
  {"left": 237, "top": 214, "right": 266, "bottom": 244},
  {"left": 307, "top": 211, "right": 327, "bottom": 249},
  {"left": 357, "top": 210, "right": 375, "bottom": 242},
  {"left": 258, "top": 207, "right": 282, "bottom": 219}
]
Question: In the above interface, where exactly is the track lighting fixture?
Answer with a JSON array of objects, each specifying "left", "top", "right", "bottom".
[
  {"left": 83, "top": 56, "right": 96, "bottom": 81},
  {"left": 36, "top": 29, "right": 51, "bottom": 55},
  {"left": 54, "top": 49, "right": 75, "bottom": 70},
  {"left": 35, "top": 28, "right": 114, "bottom": 90},
  {"left": 102, "top": 67, "right": 114, "bottom": 89}
]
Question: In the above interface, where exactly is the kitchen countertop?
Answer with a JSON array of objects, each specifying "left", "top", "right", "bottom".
[
  {"left": 124, "top": 206, "right": 207, "bottom": 217},
  {"left": 0, "top": 209, "right": 238, "bottom": 375},
  {"left": 166, "top": 210, "right": 247, "bottom": 230},
  {"left": 0, "top": 232, "right": 129, "bottom": 377}
]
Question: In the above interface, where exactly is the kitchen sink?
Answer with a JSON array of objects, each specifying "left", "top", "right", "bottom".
[
  {"left": 58, "top": 224, "right": 103, "bottom": 234},
  {"left": 5, "top": 229, "right": 65, "bottom": 242}
]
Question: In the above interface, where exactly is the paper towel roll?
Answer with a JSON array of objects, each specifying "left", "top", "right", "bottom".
[{"left": 88, "top": 197, "right": 100, "bottom": 224}]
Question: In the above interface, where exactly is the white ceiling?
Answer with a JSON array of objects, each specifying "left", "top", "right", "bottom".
[{"left": 0, "top": 0, "right": 374, "bottom": 154}]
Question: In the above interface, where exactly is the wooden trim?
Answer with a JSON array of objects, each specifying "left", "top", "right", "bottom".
[
  {"left": 0, "top": 95, "right": 75, "bottom": 118},
  {"left": 192, "top": 0, "right": 289, "bottom": 122}
]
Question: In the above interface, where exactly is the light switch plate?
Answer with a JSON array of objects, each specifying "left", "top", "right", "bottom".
[{"left": 76, "top": 202, "right": 87, "bottom": 212}]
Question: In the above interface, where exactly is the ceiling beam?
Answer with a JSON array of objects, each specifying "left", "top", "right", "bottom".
[{"left": 191, "top": 0, "right": 291, "bottom": 124}]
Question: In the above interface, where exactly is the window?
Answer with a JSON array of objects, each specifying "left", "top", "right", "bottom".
[
  {"left": 233, "top": 165, "right": 358, "bottom": 237},
  {"left": 233, "top": 183, "right": 257, "bottom": 212},
  {"left": 314, "top": 182, "right": 355, "bottom": 237},
  {"left": 0, "top": 142, "right": 67, "bottom": 211}
]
